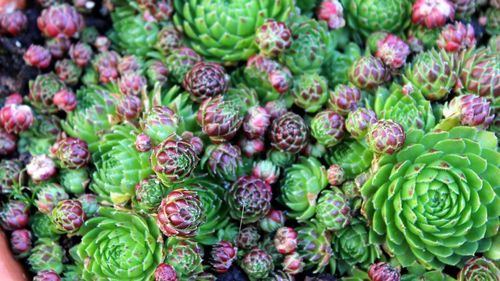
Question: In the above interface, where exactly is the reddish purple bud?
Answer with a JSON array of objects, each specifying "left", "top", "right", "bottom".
[
  {"left": 243, "top": 106, "right": 271, "bottom": 139},
  {"left": 437, "top": 21, "right": 476, "bottom": 52},
  {"left": 27, "top": 154, "right": 57, "bottom": 182},
  {"left": 0, "top": 104, "right": 34, "bottom": 134},
  {"left": 24, "top": 45, "right": 52, "bottom": 69},
  {"left": 0, "top": 201, "right": 29, "bottom": 231},
  {"left": 181, "top": 131, "right": 204, "bottom": 156},
  {"left": 135, "top": 133, "right": 152, "bottom": 152},
  {"left": 317, "top": 0, "right": 345, "bottom": 29},
  {"left": 0, "top": 10, "right": 27, "bottom": 36},
  {"left": 239, "top": 137, "right": 265, "bottom": 158},
  {"left": 10, "top": 229, "right": 32, "bottom": 258},
  {"left": 69, "top": 42, "right": 93, "bottom": 67},
  {"left": 34, "top": 270, "right": 61, "bottom": 281},
  {"left": 210, "top": 241, "right": 237, "bottom": 273},
  {"left": 412, "top": 0, "right": 455, "bottom": 28},
  {"left": 118, "top": 55, "right": 141, "bottom": 75},
  {"left": 53, "top": 89, "right": 77, "bottom": 112},
  {"left": 376, "top": 34, "right": 411, "bottom": 69},
  {"left": 368, "top": 262, "right": 401, "bottom": 281},
  {"left": 37, "top": 4, "right": 84, "bottom": 38},
  {"left": 154, "top": 263, "right": 177, "bottom": 281},
  {"left": 117, "top": 95, "right": 142, "bottom": 121},
  {"left": 94, "top": 35, "right": 111, "bottom": 52},
  {"left": 5, "top": 93, "right": 23, "bottom": 106},
  {"left": 327, "top": 164, "right": 345, "bottom": 186},
  {"left": 282, "top": 252, "right": 305, "bottom": 275},
  {"left": 0, "top": 128, "right": 17, "bottom": 155},
  {"left": 46, "top": 37, "right": 71, "bottom": 59},
  {"left": 274, "top": 227, "right": 298, "bottom": 254}
]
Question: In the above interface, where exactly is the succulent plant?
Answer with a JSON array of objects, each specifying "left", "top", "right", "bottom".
[
  {"left": 197, "top": 96, "right": 243, "bottom": 143},
  {"left": 201, "top": 143, "right": 243, "bottom": 181},
  {"left": 28, "top": 238, "right": 64, "bottom": 274},
  {"left": 457, "top": 257, "right": 500, "bottom": 281},
  {"left": 450, "top": 0, "right": 476, "bottom": 19},
  {"left": 50, "top": 137, "right": 90, "bottom": 169},
  {"left": 240, "top": 248, "right": 274, "bottom": 281},
  {"left": 333, "top": 219, "right": 381, "bottom": 273},
  {"left": 281, "top": 157, "right": 328, "bottom": 221},
  {"left": 183, "top": 62, "right": 229, "bottom": 103},
  {"left": 118, "top": 73, "right": 147, "bottom": 96},
  {"left": 344, "top": 0, "right": 412, "bottom": 37},
  {"left": 164, "top": 238, "right": 204, "bottom": 279},
  {"left": 458, "top": 47, "right": 499, "bottom": 98},
  {"left": 349, "top": 56, "right": 388, "bottom": 91},
  {"left": 69, "top": 42, "right": 93, "bottom": 67},
  {"left": 315, "top": 189, "right": 351, "bottom": 231},
  {"left": 78, "top": 207, "right": 163, "bottom": 280},
  {"left": 10, "top": 229, "right": 32, "bottom": 258},
  {"left": 311, "top": 110, "right": 346, "bottom": 148},
  {"left": 0, "top": 200, "right": 30, "bottom": 231},
  {"left": 437, "top": 22, "right": 476, "bottom": 53},
  {"left": 30, "top": 213, "right": 59, "bottom": 239},
  {"left": 131, "top": 176, "right": 165, "bottom": 214},
  {"left": 35, "top": 183, "right": 69, "bottom": 214},
  {"left": 345, "top": 108, "right": 378, "bottom": 140},
  {"left": 274, "top": 227, "right": 298, "bottom": 254},
  {"left": 368, "top": 262, "right": 401, "bottom": 281},
  {"left": 485, "top": 7, "right": 500, "bottom": 36},
  {"left": 24, "top": 45, "right": 52, "bottom": 69},
  {"left": 150, "top": 134, "right": 199, "bottom": 185},
  {"left": 317, "top": 0, "right": 345, "bottom": 29},
  {"left": 292, "top": 73, "right": 329, "bottom": 113},
  {"left": 29, "top": 73, "right": 66, "bottom": 114},
  {"left": 237, "top": 225, "right": 261, "bottom": 250},
  {"left": 412, "top": 0, "right": 455, "bottom": 28},
  {"left": 59, "top": 168, "right": 89, "bottom": 195},
  {"left": 227, "top": 176, "right": 273, "bottom": 224},
  {"left": 51, "top": 199, "right": 86, "bottom": 234},
  {"left": 91, "top": 124, "right": 152, "bottom": 205},
  {"left": 323, "top": 43, "right": 362, "bottom": 88},
  {"left": 37, "top": 4, "right": 84, "bottom": 38},
  {"left": 0, "top": 10, "right": 27, "bottom": 36},
  {"left": 282, "top": 17, "right": 332, "bottom": 74},
  {"left": 45, "top": 37, "right": 71, "bottom": 59},
  {"left": 55, "top": 59, "right": 82, "bottom": 86},
  {"left": 438, "top": 94, "right": 494, "bottom": 130},
  {"left": 376, "top": 34, "right": 411, "bottom": 69},
  {"left": 403, "top": 49, "right": 457, "bottom": 101},
  {"left": 374, "top": 84, "right": 436, "bottom": 132},
  {"left": 367, "top": 119, "right": 406, "bottom": 155},
  {"left": 255, "top": 19, "right": 292, "bottom": 58},
  {"left": 269, "top": 112, "right": 309, "bottom": 154},
  {"left": 243, "top": 106, "right": 271, "bottom": 139},
  {"left": 34, "top": 270, "right": 61, "bottom": 281},
  {"left": 157, "top": 189, "right": 205, "bottom": 237},
  {"left": 326, "top": 139, "right": 374, "bottom": 179},
  {"left": 241, "top": 55, "right": 293, "bottom": 102},
  {"left": 259, "top": 209, "right": 285, "bottom": 233},
  {"left": 297, "top": 221, "right": 334, "bottom": 274},
  {"left": 0, "top": 104, "right": 34, "bottom": 134},
  {"left": 0, "top": 160, "right": 22, "bottom": 194},
  {"left": 362, "top": 127, "right": 500, "bottom": 269},
  {"left": 52, "top": 89, "right": 77, "bottom": 112},
  {"left": 210, "top": 241, "right": 237, "bottom": 273},
  {"left": 173, "top": 0, "right": 293, "bottom": 62},
  {"left": 154, "top": 263, "right": 178, "bottom": 281}
]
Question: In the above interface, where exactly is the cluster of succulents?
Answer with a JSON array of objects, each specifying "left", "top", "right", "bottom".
[{"left": 0, "top": 0, "right": 499, "bottom": 280}]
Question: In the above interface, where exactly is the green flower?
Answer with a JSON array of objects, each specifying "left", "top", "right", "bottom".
[
  {"left": 173, "top": 0, "right": 293, "bottom": 63},
  {"left": 78, "top": 207, "right": 163, "bottom": 280},
  {"left": 91, "top": 124, "right": 152, "bottom": 205},
  {"left": 362, "top": 127, "right": 500, "bottom": 269},
  {"left": 374, "top": 84, "right": 436, "bottom": 132},
  {"left": 280, "top": 157, "right": 328, "bottom": 221}
]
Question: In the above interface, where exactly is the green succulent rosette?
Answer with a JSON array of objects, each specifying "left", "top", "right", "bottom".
[
  {"left": 280, "top": 157, "right": 328, "bottom": 221},
  {"left": 332, "top": 219, "right": 382, "bottom": 274},
  {"left": 322, "top": 42, "right": 362, "bottom": 88},
  {"left": 292, "top": 73, "right": 329, "bottom": 113},
  {"left": 457, "top": 257, "right": 500, "bottom": 281},
  {"left": 401, "top": 263, "right": 456, "bottom": 281},
  {"left": 165, "top": 238, "right": 204, "bottom": 280},
  {"left": 29, "top": 212, "right": 59, "bottom": 239},
  {"left": 408, "top": 24, "right": 440, "bottom": 50},
  {"left": 297, "top": 221, "right": 334, "bottom": 274},
  {"left": 361, "top": 127, "right": 500, "bottom": 270},
  {"left": 282, "top": 16, "right": 332, "bottom": 74},
  {"left": 28, "top": 238, "right": 64, "bottom": 274},
  {"left": 316, "top": 189, "right": 351, "bottom": 231},
  {"left": 326, "top": 139, "right": 373, "bottom": 180},
  {"left": 403, "top": 49, "right": 457, "bottom": 101},
  {"left": 187, "top": 179, "right": 231, "bottom": 245},
  {"left": 374, "top": 84, "right": 436, "bottom": 132},
  {"left": 18, "top": 114, "right": 61, "bottom": 156},
  {"left": 59, "top": 168, "right": 89, "bottom": 195},
  {"left": 343, "top": 0, "right": 412, "bottom": 38},
  {"left": 78, "top": 207, "right": 163, "bottom": 281},
  {"left": 91, "top": 124, "right": 153, "bottom": 205},
  {"left": 173, "top": 0, "right": 293, "bottom": 63},
  {"left": 109, "top": 1, "right": 159, "bottom": 57},
  {"left": 28, "top": 73, "right": 66, "bottom": 114},
  {"left": 161, "top": 87, "right": 200, "bottom": 134},
  {"left": 62, "top": 86, "right": 118, "bottom": 154}
]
